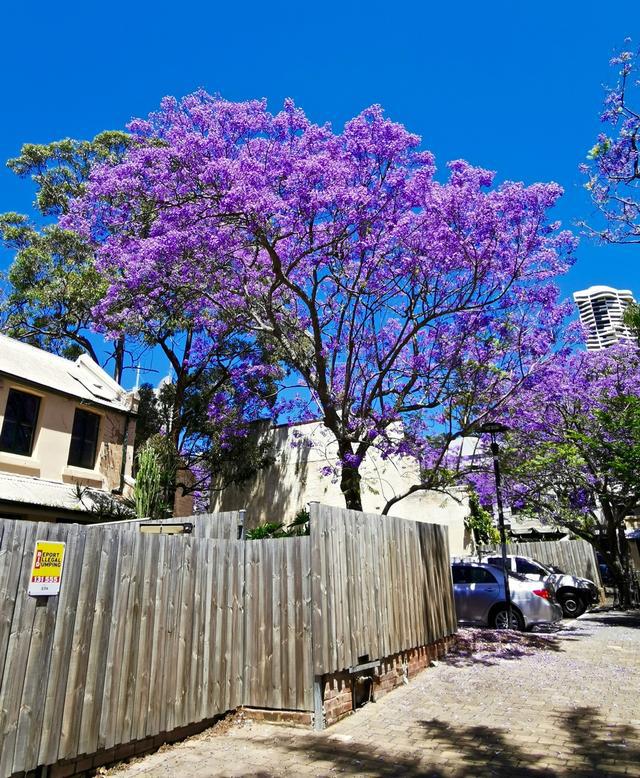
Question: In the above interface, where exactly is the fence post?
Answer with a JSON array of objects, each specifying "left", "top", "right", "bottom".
[
  {"left": 238, "top": 509, "right": 246, "bottom": 540},
  {"left": 313, "top": 677, "right": 325, "bottom": 731}
]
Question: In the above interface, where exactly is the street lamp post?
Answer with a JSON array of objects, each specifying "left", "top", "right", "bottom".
[{"left": 477, "top": 422, "right": 513, "bottom": 629}]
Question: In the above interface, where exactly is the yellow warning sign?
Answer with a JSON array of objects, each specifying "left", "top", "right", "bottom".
[{"left": 28, "top": 540, "right": 66, "bottom": 596}]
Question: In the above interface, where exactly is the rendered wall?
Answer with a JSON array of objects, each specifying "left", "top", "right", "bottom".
[
  {"left": 0, "top": 377, "right": 135, "bottom": 493},
  {"left": 209, "top": 420, "right": 470, "bottom": 555}
]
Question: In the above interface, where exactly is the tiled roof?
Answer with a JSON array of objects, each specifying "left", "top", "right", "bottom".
[
  {"left": 0, "top": 471, "right": 106, "bottom": 514},
  {"left": 0, "top": 334, "right": 135, "bottom": 412}
]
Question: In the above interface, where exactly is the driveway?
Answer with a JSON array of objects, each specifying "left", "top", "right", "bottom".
[{"left": 107, "top": 610, "right": 640, "bottom": 777}]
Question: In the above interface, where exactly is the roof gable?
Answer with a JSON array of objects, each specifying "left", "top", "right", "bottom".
[{"left": 0, "top": 334, "right": 135, "bottom": 413}]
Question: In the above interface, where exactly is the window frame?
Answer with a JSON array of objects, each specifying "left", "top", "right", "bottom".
[
  {"left": 67, "top": 406, "right": 102, "bottom": 470},
  {"left": 0, "top": 387, "right": 42, "bottom": 457}
]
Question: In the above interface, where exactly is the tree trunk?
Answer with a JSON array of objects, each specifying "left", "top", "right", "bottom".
[
  {"left": 338, "top": 441, "right": 363, "bottom": 511},
  {"left": 608, "top": 558, "right": 633, "bottom": 609},
  {"left": 112, "top": 335, "right": 125, "bottom": 384},
  {"left": 596, "top": 540, "right": 634, "bottom": 609},
  {"left": 164, "top": 372, "right": 187, "bottom": 516}
]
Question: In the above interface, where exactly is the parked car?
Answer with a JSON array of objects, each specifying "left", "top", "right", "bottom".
[
  {"left": 482, "top": 554, "right": 600, "bottom": 618},
  {"left": 451, "top": 561, "right": 563, "bottom": 630}
]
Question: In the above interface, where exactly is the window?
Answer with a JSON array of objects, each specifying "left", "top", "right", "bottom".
[
  {"left": 516, "top": 558, "right": 546, "bottom": 576},
  {"left": 469, "top": 567, "right": 498, "bottom": 584},
  {"left": 67, "top": 408, "right": 100, "bottom": 469},
  {"left": 0, "top": 389, "right": 41, "bottom": 456},
  {"left": 487, "top": 556, "right": 513, "bottom": 571},
  {"left": 451, "top": 566, "right": 471, "bottom": 584},
  {"left": 452, "top": 565, "right": 497, "bottom": 584}
]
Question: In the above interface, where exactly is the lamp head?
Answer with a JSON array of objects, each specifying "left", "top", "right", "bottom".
[{"left": 476, "top": 421, "right": 510, "bottom": 435}]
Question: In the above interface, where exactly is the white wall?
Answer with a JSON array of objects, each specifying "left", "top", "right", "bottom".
[{"left": 210, "top": 420, "right": 470, "bottom": 555}]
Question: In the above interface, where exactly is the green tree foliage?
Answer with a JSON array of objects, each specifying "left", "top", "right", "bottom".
[
  {"left": 134, "top": 436, "right": 176, "bottom": 520},
  {"left": 623, "top": 303, "right": 640, "bottom": 344},
  {"left": 135, "top": 377, "right": 276, "bottom": 508},
  {"left": 0, "top": 132, "right": 132, "bottom": 378},
  {"left": 0, "top": 213, "right": 105, "bottom": 362},
  {"left": 245, "top": 509, "right": 310, "bottom": 540},
  {"left": 465, "top": 491, "right": 500, "bottom": 546},
  {"left": 133, "top": 383, "right": 163, "bottom": 456}
]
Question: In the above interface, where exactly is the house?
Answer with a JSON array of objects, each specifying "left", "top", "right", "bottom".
[
  {"left": 208, "top": 419, "right": 471, "bottom": 555},
  {"left": 0, "top": 334, "right": 137, "bottom": 522}
]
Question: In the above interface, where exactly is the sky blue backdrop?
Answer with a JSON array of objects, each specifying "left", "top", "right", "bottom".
[{"left": 1, "top": 1, "right": 639, "bottom": 386}]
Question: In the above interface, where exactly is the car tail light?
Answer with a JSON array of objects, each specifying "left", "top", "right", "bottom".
[{"left": 532, "top": 589, "right": 550, "bottom": 600}]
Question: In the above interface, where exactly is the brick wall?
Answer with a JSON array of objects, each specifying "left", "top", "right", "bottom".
[
  {"left": 46, "top": 718, "right": 221, "bottom": 778},
  {"left": 322, "top": 635, "right": 456, "bottom": 727}
]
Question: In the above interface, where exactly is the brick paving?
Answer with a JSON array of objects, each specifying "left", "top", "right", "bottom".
[{"left": 107, "top": 610, "right": 640, "bottom": 777}]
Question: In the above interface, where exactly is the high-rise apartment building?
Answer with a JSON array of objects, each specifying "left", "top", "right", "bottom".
[{"left": 573, "top": 285, "right": 636, "bottom": 350}]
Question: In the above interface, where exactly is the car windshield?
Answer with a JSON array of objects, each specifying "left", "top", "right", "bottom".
[
  {"left": 533, "top": 559, "right": 563, "bottom": 574},
  {"left": 531, "top": 559, "right": 554, "bottom": 573}
]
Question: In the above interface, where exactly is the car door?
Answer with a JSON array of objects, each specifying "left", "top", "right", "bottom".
[
  {"left": 466, "top": 566, "right": 501, "bottom": 623},
  {"left": 451, "top": 565, "right": 472, "bottom": 621}
]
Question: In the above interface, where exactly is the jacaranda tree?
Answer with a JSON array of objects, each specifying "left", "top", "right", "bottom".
[
  {"left": 469, "top": 344, "right": 640, "bottom": 607},
  {"left": 64, "top": 92, "right": 577, "bottom": 511},
  {"left": 1, "top": 130, "right": 278, "bottom": 511},
  {"left": 582, "top": 41, "right": 640, "bottom": 245}
]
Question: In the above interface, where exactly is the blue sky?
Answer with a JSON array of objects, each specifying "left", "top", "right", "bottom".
[{"left": 1, "top": 1, "right": 639, "bottom": 386}]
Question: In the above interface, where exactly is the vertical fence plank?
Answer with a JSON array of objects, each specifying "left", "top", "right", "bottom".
[
  {"left": 0, "top": 522, "right": 26, "bottom": 698},
  {"left": 144, "top": 534, "right": 168, "bottom": 739},
  {"left": 58, "top": 525, "right": 104, "bottom": 760},
  {"left": 229, "top": 539, "right": 243, "bottom": 712},
  {"left": 0, "top": 522, "right": 44, "bottom": 777},
  {"left": 38, "top": 525, "right": 85, "bottom": 765},
  {"left": 132, "top": 533, "right": 159, "bottom": 741},
  {"left": 77, "top": 527, "right": 119, "bottom": 757},
  {"left": 14, "top": 523, "right": 67, "bottom": 773},
  {"left": 162, "top": 537, "right": 182, "bottom": 735}
]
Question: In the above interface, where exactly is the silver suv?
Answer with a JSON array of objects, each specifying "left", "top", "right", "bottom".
[
  {"left": 483, "top": 555, "right": 600, "bottom": 618},
  {"left": 451, "top": 562, "right": 563, "bottom": 630}
]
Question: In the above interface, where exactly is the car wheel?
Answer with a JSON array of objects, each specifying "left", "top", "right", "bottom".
[
  {"left": 558, "top": 592, "right": 586, "bottom": 618},
  {"left": 492, "top": 607, "right": 524, "bottom": 630}
]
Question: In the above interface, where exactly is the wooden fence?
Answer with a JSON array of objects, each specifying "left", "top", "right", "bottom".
[
  {"left": 310, "top": 505, "right": 456, "bottom": 675},
  {"left": 0, "top": 504, "right": 455, "bottom": 777},
  {"left": 91, "top": 510, "right": 245, "bottom": 539},
  {"left": 479, "top": 540, "right": 601, "bottom": 584},
  {"left": 506, "top": 539, "right": 602, "bottom": 585}
]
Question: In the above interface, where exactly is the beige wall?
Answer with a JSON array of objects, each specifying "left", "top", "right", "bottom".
[
  {"left": 0, "top": 376, "right": 136, "bottom": 492},
  {"left": 210, "top": 421, "right": 471, "bottom": 555}
]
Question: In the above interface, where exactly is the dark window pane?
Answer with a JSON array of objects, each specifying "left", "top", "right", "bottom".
[
  {"left": 469, "top": 567, "right": 498, "bottom": 584},
  {"left": 67, "top": 409, "right": 100, "bottom": 469},
  {"left": 517, "top": 559, "right": 546, "bottom": 575},
  {"left": 0, "top": 389, "right": 40, "bottom": 456},
  {"left": 451, "top": 566, "right": 469, "bottom": 584}
]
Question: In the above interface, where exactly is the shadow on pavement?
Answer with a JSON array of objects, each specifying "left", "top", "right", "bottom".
[
  {"left": 580, "top": 613, "right": 640, "bottom": 629},
  {"left": 419, "top": 706, "right": 639, "bottom": 777},
  {"left": 278, "top": 706, "right": 638, "bottom": 777}
]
